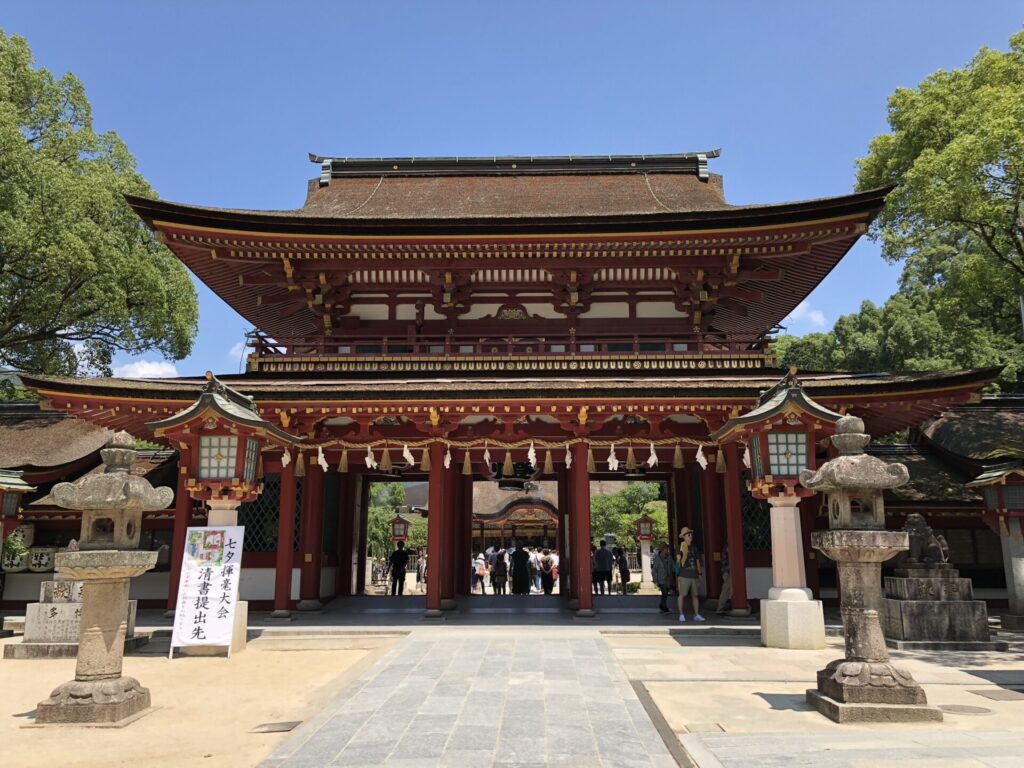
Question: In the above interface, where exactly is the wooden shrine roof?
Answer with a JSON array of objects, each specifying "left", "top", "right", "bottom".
[
  {"left": 0, "top": 403, "right": 111, "bottom": 470},
  {"left": 868, "top": 446, "right": 982, "bottom": 507},
  {"left": 920, "top": 399, "right": 1024, "bottom": 461},
  {"left": 21, "top": 367, "right": 999, "bottom": 443}
]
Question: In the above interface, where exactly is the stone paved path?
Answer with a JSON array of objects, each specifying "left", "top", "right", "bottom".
[
  {"left": 261, "top": 629, "right": 676, "bottom": 767},
  {"left": 681, "top": 729, "right": 1024, "bottom": 767}
]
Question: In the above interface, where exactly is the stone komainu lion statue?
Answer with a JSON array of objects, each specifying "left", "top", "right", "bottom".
[{"left": 902, "top": 513, "right": 947, "bottom": 565}]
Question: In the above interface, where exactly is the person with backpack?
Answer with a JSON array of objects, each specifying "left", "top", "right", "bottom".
[{"left": 472, "top": 552, "right": 488, "bottom": 594}]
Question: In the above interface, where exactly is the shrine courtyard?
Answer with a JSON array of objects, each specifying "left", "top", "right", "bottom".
[{"left": 3, "top": 608, "right": 1024, "bottom": 767}]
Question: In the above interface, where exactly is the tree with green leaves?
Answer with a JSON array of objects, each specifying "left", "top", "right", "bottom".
[
  {"left": 775, "top": 32, "right": 1024, "bottom": 390},
  {"left": 590, "top": 482, "right": 668, "bottom": 548},
  {"left": 0, "top": 30, "right": 197, "bottom": 375}
]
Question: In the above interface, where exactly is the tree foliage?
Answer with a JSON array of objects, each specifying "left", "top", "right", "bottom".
[
  {"left": 0, "top": 30, "right": 197, "bottom": 375},
  {"left": 775, "top": 33, "right": 1024, "bottom": 390},
  {"left": 366, "top": 482, "right": 426, "bottom": 559},
  {"left": 590, "top": 482, "right": 667, "bottom": 548}
]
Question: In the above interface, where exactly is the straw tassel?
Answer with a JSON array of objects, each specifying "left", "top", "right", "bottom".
[
  {"left": 543, "top": 449, "right": 554, "bottom": 476},
  {"left": 715, "top": 449, "right": 726, "bottom": 474},
  {"left": 379, "top": 447, "right": 393, "bottom": 472},
  {"left": 462, "top": 450, "right": 473, "bottom": 476},
  {"left": 673, "top": 444, "right": 684, "bottom": 469},
  {"left": 420, "top": 447, "right": 431, "bottom": 472},
  {"left": 625, "top": 445, "right": 637, "bottom": 471},
  {"left": 338, "top": 448, "right": 349, "bottom": 473},
  {"left": 502, "top": 450, "right": 514, "bottom": 477},
  {"left": 295, "top": 451, "right": 306, "bottom": 477},
  {"left": 587, "top": 446, "right": 596, "bottom": 474}
]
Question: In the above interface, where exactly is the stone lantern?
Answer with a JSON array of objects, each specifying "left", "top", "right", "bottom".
[
  {"left": 799, "top": 415, "right": 941, "bottom": 722},
  {"left": 710, "top": 369, "right": 840, "bottom": 649},
  {"left": 35, "top": 431, "right": 173, "bottom": 725},
  {"left": 634, "top": 514, "right": 656, "bottom": 584}
]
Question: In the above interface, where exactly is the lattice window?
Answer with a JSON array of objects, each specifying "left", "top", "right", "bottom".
[
  {"left": 766, "top": 432, "right": 807, "bottom": 476},
  {"left": 237, "top": 473, "right": 303, "bottom": 552},
  {"left": 740, "top": 471, "right": 772, "bottom": 551},
  {"left": 198, "top": 435, "right": 237, "bottom": 480},
  {"left": 1006, "top": 485, "right": 1024, "bottom": 510},
  {"left": 1, "top": 492, "right": 19, "bottom": 518}
]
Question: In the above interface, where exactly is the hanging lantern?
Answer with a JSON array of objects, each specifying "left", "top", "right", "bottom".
[
  {"left": 634, "top": 514, "right": 656, "bottom": 541},
  {"left": 390, "top": 512, "right": 410, "bottom": 542}
]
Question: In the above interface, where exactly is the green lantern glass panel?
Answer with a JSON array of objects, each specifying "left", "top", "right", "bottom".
[{"left": 243, "top": 438, "right": 259, "bottom": 482}]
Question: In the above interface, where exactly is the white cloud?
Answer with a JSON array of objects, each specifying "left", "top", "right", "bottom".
[
  {"left": 112, "top": 360, "right": 179, "bottom": 379},
  {"left": 229, "top": 342, "right": 252, "bottom": 362},
  {"left": 784, "top": 301, "right": 827, "bottom": 329}
]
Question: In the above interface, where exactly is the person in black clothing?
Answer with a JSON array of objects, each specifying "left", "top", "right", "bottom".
[
  {"left": 389, "top": 541, "right": 410, "bottom": 596},
  {"left": 491, "top": 550, "right": 508, "bottom": 595},
  {"left": 510, "top": 546, "right": 532, "bottom": 595},
  {"left": 539, "top": 548, "right": 556, "bottom": 594}
]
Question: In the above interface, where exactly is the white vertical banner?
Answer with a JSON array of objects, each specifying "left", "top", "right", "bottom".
[{"left": 171, "top": 526, "right": 244, "bottom": 652}]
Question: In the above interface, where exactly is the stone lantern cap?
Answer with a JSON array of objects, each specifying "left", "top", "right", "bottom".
[
  {"left": 799, "top": 415, "right": 909, "bottom": 492},
  {"left": 50, "top": 431, "right": 173, "bottom": 512}
]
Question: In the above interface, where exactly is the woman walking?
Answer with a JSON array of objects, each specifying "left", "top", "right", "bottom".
[
  {"left": 614, "top": 546, "right": 631, "bottom": 595},
  {"left": 491, "top": 550, "right": 508, "bottom": 595}
]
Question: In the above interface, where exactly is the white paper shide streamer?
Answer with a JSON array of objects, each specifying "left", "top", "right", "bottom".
[
  {"left": 281, "top": 449, "right": 291, "bottom": 467},
  {"left": 527, "top": 442, "right": 537, "bottom": 469},
  {"left": 695, "top": 445, "right": 708, "bottom": 470},
  {"left": 365, "top": 446, "right": 378, "bottom": 469},
  {"left": 402, "top": 444, "right": 415, "bottom": 465},
  {"left": 607, "top": 445, "right": 620, "bottom": 472},
  {"left": 646, "top": 442, "right": 658, "bottom": 468},
  {"left": 743, "top": 446, "right": 752, "bottom": 469},
  {"left": 565, "top": 445, "right": 572, "bottom": 468},
  {"left": 444, "top": 446, "right": 452, "bottom": 469},
  {"left": 317, "top": 446, "right": 329, "bottom": 472}
]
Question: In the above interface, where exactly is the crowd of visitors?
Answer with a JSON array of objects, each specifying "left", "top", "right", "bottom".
[{"left": 472, "top": 546, "right": 561, "bottom": 595}]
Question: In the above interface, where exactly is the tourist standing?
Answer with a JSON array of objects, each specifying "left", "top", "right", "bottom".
[
  {"left": 388, "top": 541, "right": 410, "bottom": 596},
  {"left": 529, "top": 547, "right": 542, "bottom": 593},
  {"left": 473, "top": 552, "right": 488, "bottom": 594},
  {"left": 676, "top": 528, "right": 704, "bottom": 621},
  {"left": 652, "top": 543, "right": 675, "bottom": 613},
  {"left": 539, "top": 548, "right": 556, "bottom": 594},
  {"left": 510, "top": 545, "right": 531, "bottom": 595},
  {"left": 416, "top": 550, "right": 426, "bottom": 593},
  {"left": 614, "top": 546, "right": 631, "bottom": 595},
  {"left": 491, "top": 550, "right": 508, "bottom": 595},
  {"left": 593, "top": 540, "right": 614, "bottom": 595}
]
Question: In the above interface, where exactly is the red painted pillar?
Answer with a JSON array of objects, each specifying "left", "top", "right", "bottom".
[
  {"left": 570, "top": 441, "right": 594, "bottom": 615},
  {"left": 557, "top": 463, "right": 575, "bottom": 599},
  {"left": 722, "top": 443, "right": 749, "bottom": 613},
  {"left": 298, "top": 456, "right": 325, "bottom": 609},
  {"left": 356, "top": 475, "right": 369, "bottom": 594},
  {"left": 680, "top": 466, "right": 695, "bottom": 530},
  {"left": 335, "top": 471, "right": 355, "bottom": 597},
  {"left": 166, "top": 447, "right": 192, "bottom": 614},
  {"left": 274, "top": 457, "right": 297, "bottom": 614},
  {"left": 441, "top": 459, "right": 458, "bottom": 603},
  {"left": 425, "top": 441, "right": 445, "bottom": 615},
  {"left": 700, "top": 458, "right": 724, "bottom": 599}
]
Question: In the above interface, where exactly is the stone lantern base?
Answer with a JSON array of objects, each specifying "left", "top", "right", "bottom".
[
  {"left": 806, "top": 659, "right": 942, "bottom": 723},
  {"left": 35, "top": 676, "right": 151, "bottom": 724}
]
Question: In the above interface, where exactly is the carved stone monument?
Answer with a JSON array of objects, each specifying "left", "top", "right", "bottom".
[
  {"left": 800, "top": 416, "right": 942, "bottom": 723},
  {"left": 883, "top": 513, "right": 1007, "bottom": 651},
  {"left": 34, "top": 432, "right": 172, "bottom": 725}
]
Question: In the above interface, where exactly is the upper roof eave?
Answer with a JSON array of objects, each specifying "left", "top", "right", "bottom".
[{"left": 123, "top": 185, "right": 894, "bottom": 238}]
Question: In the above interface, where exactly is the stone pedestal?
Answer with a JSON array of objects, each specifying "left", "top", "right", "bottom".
[
  {"left": 761, "top": 587, "right": 826, "bottom": 649},
  {"left": 883, "top": 564, "right": 1007, "bottom": 651},
  {"left": 35, "top": 550, "right": 158, "bottom": 725},
  {"left": 761, "top": 497, "right": 825, "bottom": 649},
  {"left": 639, "top": 539, "right": 653, "bottom": 584},
  {"left": 4, "top": 579, "right": 145, "bottom": 659},
  {"left": 806, "top": 529, "right": 941, "bottom": 723}
]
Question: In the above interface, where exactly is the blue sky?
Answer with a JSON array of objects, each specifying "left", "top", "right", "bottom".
[{"left": 3, "top": 2, "right": 1022, "bottom": 378}]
